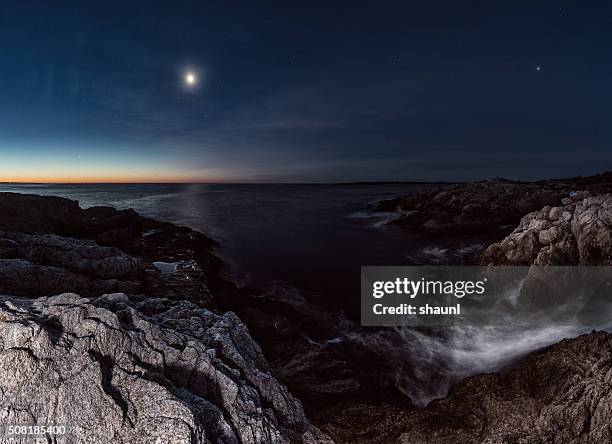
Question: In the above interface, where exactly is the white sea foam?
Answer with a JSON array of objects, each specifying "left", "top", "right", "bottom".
[{"left": 335, "top": 323, "right": 594, "bottom": 407}]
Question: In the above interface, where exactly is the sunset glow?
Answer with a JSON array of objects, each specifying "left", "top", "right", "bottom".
[{"left": 0, "top": 156, "right": 225, "bottom": 183}]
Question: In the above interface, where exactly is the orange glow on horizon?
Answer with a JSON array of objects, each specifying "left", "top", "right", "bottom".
[
  {"left": 0, "top": 178, "right": 229, "bottom": 184},
  {"left": 0, "top": 158, "right": 234, "bottom": 184},
  {"left": 0, "top": 174, "right": 228, "bottom": 184}
]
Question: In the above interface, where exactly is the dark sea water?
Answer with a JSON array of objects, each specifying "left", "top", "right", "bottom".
[{"left": 0, "top": 183, "right": 587, "bottom": 406}]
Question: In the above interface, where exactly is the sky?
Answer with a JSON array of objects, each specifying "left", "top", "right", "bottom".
[{"left": 1, "top": 1, "right": 612, "bottom": 183}]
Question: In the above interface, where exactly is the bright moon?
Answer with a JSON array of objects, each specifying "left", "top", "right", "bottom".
[{"left": 185, "top": 72, "right": 196, "bottom": 86}]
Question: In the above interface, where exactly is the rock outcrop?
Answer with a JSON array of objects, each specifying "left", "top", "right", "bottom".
[
  {"left": 403, "top": 330, "right": 612, "bottom": 443},
  {"left": 375, "top": 181, "right": 571, "bottom": 234},
  {"left": 0, "top": 293, "right": 328, "bottom": 443},
  {"left": 376, "top": 173, "right": 612, "bottom": 237},
  {"left": 0, "top": 230, "right": 144, "bottom": 297},
  {"left": 0, "top": 192, "right": 145, "bottom": 243},
  {"left": 481, "top": 192, "right": 612, "bottom": 265}
]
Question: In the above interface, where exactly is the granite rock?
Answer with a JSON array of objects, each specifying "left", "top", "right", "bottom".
[
  {"left": 0, "top": 293, "right": 330, "bottom": 443},
  {"left": 481, "top": 193, "right": 612, "bottom": 265}
]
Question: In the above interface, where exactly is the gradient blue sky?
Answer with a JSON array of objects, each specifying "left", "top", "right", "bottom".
[{"left": 2, "top": 1, "right": 612, "bottom": 182}]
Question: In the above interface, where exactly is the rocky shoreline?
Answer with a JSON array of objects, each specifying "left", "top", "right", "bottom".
[
  {"left": 0, "top": 192, "right": 333, "bottom": 443},
  {"left": 375, "top": 172, "right": 612, "bottom": 236},
  {"left": 0, "top": 192, "right": 371, "bottom": 442},
  {"left": 2, "top": 175, "right": 612, "bottom": 443}
]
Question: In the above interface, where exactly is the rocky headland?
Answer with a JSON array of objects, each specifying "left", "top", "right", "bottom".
[
  {"left": 376, "top": 173, "right": 612, "bottom": 267},
  {"left": 375, "top": 172, "right": 612, "bottom": 237},
  {"left": 375, "top": 181, "right": 569, "bottom": 235}
]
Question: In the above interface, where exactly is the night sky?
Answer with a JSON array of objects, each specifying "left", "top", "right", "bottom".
[{"left": 1, "top": 1, "right": 612, "bottom": 182}]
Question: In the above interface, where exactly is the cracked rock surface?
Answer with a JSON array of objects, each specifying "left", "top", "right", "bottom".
[{"left": 0, "top": 293, "right": 329, "bottom": 443}]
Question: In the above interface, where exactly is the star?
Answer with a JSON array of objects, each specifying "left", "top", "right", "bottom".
[{"left": 536, "top": 66, "right": 542, "bottom": 72}]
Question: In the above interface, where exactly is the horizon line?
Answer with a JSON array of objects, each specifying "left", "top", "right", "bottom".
[{"left": 0, "top": 180, "right": 457, "bottom": 186}]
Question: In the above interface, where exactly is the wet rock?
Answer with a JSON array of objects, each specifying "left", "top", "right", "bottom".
[
  {"left": 226, "top": 291, "right": 363, "bottom": 412},
  {"left": 0, "top": 293, "right": 330, "bottom": 443}
]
